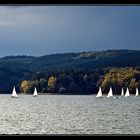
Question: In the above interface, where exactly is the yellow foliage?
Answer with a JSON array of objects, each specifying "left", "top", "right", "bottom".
[
  {"left": 47, "top": 76, "right": 57, "bottom": 90},
  {"left": 21, "top": 80, "right": 30, "bottom": 93},
  {"left": 101, "top": 68, "right": 140, "bottom": 93}
]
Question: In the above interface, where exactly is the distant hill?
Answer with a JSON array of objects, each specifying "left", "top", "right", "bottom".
[
  {"left": 29, "top": 49, "right": 140, "bottom": 71},
  {"left": 0, "top": 49, "right": 140, "bottom": 72}
]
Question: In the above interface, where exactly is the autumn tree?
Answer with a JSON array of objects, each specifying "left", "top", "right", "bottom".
[
  {"left": 20, "top": 80, "right": 31, "bottom": 93},
  {"left": 47, "top": 76, "right": 57, "bottom": 92},
  {"left": 128, "top": 78, "right": 137, "bottom": 94},
  {"left": 101, "top": 68, "right": 140, "bottom": 95}
]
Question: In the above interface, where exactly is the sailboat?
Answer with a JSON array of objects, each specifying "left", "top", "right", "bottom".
[
  {"left": 33, "top": 87, "right": 37, "bottom": 97},
  {"left": 96, "top": 87, "right": 103, "bottom": 98},
  {"left": 121, "top": 88, "right": 124, "bottom": 96},
  {"left": 107, "top": 87, "right": 113, "bottom": 98},
  {"left": 11, "top": 86, "right": 18, "bottom": 98},
  {"left": 124, "top": 87, "right": 130, "bottom": 97},
  {"left": 135, "top": 88, "right": 139, "bottom": 97}
]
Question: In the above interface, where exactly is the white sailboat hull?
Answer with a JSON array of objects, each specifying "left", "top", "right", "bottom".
[
  {"left": 11, "top": 96, "right": 18, "bottom": 98},
  {"left": 96, "top": 95, "right": 103, "bottom": 98},
  {"left": 107, "top": 96, "right": 113, "bottom": 98},
  {"left": 33, "top": 95, "right": 37, "bottom": 97}
]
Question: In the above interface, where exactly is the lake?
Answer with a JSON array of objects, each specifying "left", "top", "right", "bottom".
[{"left": 0, "top": 94, "right": 139, "bottom": 135}]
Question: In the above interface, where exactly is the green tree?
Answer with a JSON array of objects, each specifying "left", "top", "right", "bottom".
[{"left": 38, "top": 79, "right": 48, "bottom": 93}]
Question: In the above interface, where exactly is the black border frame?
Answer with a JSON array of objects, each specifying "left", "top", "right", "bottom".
[{"left": 0, "top": 1, "right": 139, "bottom": 137}]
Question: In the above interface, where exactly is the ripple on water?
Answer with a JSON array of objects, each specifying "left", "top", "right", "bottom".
[{"left": 0, "top": 94, "right": 139, "bottom": 134}]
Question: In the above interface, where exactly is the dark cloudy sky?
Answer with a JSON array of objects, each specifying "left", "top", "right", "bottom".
[{"left": 0, "top": 6, "right": 140, "bottom": 57}]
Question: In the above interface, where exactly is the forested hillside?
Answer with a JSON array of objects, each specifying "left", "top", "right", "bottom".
[{"left": 0, "top": 50, "right": 140, "bottom": 94}]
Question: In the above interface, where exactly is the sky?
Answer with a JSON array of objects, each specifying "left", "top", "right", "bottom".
[{"left": 0, "top": 6, "right": 140, "bottom": 57}]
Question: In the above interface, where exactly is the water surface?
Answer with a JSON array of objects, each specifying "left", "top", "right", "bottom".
[{"left": 0, "top": 94, "right": 139, "bottom": 134}]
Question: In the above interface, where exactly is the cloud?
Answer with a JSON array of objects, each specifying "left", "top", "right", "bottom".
[{"left": 0, "top": 6, "right": 139, "bottom": 57}]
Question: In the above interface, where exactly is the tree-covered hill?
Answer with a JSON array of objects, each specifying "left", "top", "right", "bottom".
[
  {"left": 29, "top": 49, "right": 140, "bottom": 71},
  {"left": 0, "top": 49, "right": 140, "bottom": 93},
  {"left": 1, "top": 49, "right": 140, "bottom": 72}
]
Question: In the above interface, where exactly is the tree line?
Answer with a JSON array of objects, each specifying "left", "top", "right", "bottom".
[{"left": 20, "top": 68, "right": 140, "bottom": 95}]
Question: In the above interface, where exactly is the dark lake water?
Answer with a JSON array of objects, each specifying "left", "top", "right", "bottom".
[{"left": 0, "top": 94, "right": 139, "bottom": 134}]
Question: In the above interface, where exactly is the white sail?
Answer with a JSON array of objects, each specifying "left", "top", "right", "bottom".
[
  {"left": 96, "top": 87, "right": 103, "bottom": 98},
  {"left": 125, "top": 87, "right": 130, "bottom": 97},
  {"left": 121, "top": 88, "right": 124, "bottom": 96},
  {"left": 12, "top": 86, "right": 18, "bottom": 98},
  {"left": 107, "top": 87, "right": 113, "bottom": 98},
  {"left": 33, "top": 87, "right": 37, "bottom": 97},
  {"left": 135, "top": 88, "right": 139, "bottom": 96}
]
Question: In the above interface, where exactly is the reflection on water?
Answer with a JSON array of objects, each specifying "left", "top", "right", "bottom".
[{"left": 0, "top": 94, "right": 139, "bottom": 134}]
